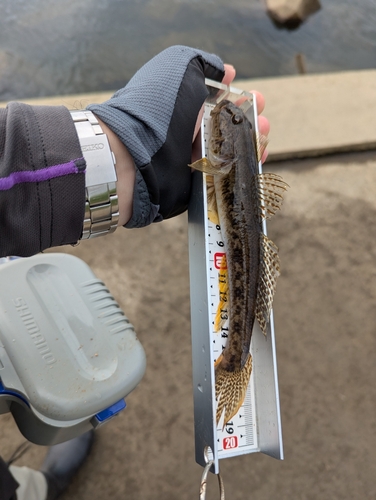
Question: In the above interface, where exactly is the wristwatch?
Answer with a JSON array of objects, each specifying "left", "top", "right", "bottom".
[{"left": 70, "top": 110, "right": 119, "bottom": 239}]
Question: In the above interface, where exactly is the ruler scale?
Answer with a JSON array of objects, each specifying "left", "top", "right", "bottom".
[{"left": 188, "top": 80, "right": 283, "bottom": 475}]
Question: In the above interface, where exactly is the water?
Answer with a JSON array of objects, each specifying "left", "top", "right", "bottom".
[{"left": 0, "top": 0, "right": 375, "bottom": 100}]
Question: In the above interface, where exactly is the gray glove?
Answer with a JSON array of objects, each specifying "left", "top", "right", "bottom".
[{"left": 87, "top": 45, "right": 224, "bottom": 228}]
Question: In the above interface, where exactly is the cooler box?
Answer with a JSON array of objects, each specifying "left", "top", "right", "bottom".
[{"left": 0, "top": 253, "right": 146, "bottom": 445}]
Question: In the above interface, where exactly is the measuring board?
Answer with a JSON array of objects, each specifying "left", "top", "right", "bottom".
[{"left": 188, "top": 79, "right": 283, "bottom": 474}]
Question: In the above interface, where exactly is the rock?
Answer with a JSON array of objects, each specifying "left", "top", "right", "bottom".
[{"left": 266, "top": 0, "right": 321, "bottom": 30}]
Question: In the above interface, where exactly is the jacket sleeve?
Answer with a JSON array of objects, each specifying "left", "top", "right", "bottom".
[{"left": 0, "top": 102, "right": 86, "bottom": 257}]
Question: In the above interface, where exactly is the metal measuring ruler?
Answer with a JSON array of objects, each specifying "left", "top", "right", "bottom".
[{"left": 188, "top": 79, "right": 284, "bottom": 475}]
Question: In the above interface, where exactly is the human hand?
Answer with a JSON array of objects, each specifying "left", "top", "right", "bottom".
[
  {"left": 252, "top": 90, "right": 270, "bottom": 163},
  {"left": 88, "top": 45, "right": 225, "bottom": 228},
  {"left": 89, "top": 46, "right": 269, "bottom": 229}
]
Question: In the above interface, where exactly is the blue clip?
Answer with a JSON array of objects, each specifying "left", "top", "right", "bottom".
[
  {"left": 94, "top": 399, "right": 126, "bottom": 424},
  {"left": 0, "top": 380, "right": 30, "bottom": 407}
]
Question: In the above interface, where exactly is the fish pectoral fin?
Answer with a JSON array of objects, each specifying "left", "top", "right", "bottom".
[
  {"left": 256, "top": 173, "right": 289, "bottom": 220},
  {"left": 215, "top": 354, "right": 253, "bottom": 427},
  {"left": 190, "top": 157, "right": 233, "bottom": 176},
  {"left": 255, "top": 234, "right": 281, "bottom": 336},
  {"left": 189, "top": 157, "right": 219, "bottom": 175}
]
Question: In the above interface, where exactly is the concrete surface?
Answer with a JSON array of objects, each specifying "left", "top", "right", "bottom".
[
  {"left": 3, "top": 69, "right": 376, "bottom": 161},
  {"left": 236, "top": 69, "right": 376, "bottom": 160},
  {"left": 1, "top": 72, "right": 376, "bottom": 499}
]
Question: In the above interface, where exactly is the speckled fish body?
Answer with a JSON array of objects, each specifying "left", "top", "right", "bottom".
[
  {"left": 212, "top": 101, "right": 261, "bottom": 373},
  {"left": 191, "top": 99, "right": 288, "bottom": 426}
]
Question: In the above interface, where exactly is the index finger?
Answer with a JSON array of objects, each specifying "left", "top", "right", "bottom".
[{"left": 251, "top": 90, "right": 265, "bottom": 114}]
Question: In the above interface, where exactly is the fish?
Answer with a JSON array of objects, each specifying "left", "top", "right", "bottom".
[{"left": 190, "top": 99, "right": 288, "bottom": 427}]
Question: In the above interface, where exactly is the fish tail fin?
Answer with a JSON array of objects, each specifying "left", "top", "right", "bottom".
[{"left": 215, "top": 354, "right": 253, "bottom": 427}]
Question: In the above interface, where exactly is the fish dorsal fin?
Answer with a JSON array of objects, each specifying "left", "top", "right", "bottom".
[
  {"left": 255, "top": 234, "right": 280, "bottom": 336},
  {"left": 255, "top": 133, "right": 269, "bottom": 163},
  {"left": 256, "top": 173, "right": 289, "bottom": 220}
]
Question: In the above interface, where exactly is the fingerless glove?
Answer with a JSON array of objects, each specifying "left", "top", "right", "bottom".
[{"left": 88, "top": 45, "right": 224, "bottom": 228}]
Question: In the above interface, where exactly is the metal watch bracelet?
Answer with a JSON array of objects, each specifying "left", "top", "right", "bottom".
[{"left": 70, "top": 110, "right": 119, "bottom": 239}]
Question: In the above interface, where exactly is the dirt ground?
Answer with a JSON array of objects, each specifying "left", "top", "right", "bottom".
[{"left": 1, "top": 150, "right": 376, "bottom": 500}]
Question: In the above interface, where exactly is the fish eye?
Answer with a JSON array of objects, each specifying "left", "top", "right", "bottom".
[{"left": 232, "top": 113, "right": 243, "bottom": 124}]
